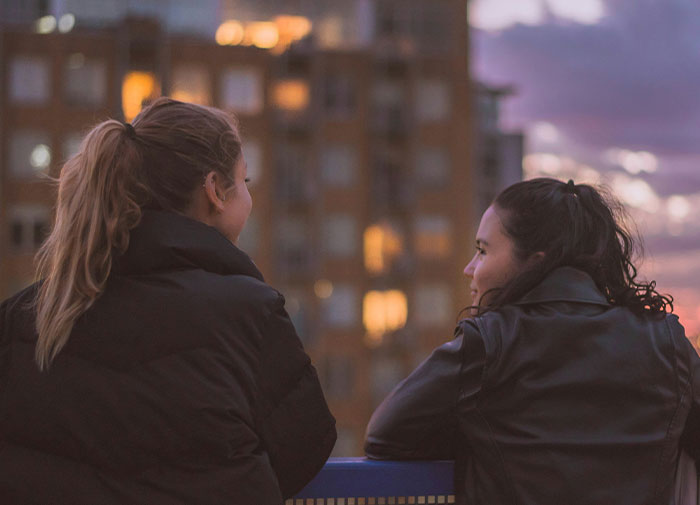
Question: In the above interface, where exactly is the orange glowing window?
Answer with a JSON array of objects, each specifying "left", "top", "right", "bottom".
[
  {"left": 363, "top": 290, "right": 408, "bottom": 345},
  {"left": 272, "top": 79, "right": 310, "bottom": 111},
  {"left": 122, "top": 71, "right": 160, "bottom": 122},
  {"left": 364, "top": 223, "right": 404, "bottom": 274},
  {"left": 216, "top": 20, "right": 245, "bottom": 46}
]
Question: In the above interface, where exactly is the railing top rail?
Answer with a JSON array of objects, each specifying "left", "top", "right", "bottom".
[{"left": 295, "top": 457, "right": 455, "bottom": 499}]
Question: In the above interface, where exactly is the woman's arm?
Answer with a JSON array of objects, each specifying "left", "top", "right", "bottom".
[
  {"left": 253, "top": 296, "right": 336, "bottom": 499},
  {"left": 364, "top": 321, "right": 484, "bottom": 460}
]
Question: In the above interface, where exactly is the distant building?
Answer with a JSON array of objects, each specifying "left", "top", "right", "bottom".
[
  {"left": 0, "top": 0, "right": 473, "bottom": 455},
  {"left": 473, "top": 82, "right": 524, "bottom": 219}
]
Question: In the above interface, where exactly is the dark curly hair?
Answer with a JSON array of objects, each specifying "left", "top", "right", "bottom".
[{"left": 470, "top": 177, "right": 672, "bottom": 317}]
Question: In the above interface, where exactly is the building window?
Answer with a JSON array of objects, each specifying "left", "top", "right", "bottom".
[
  {"left": 272, "top": 79, "right": 309, "bottom": 111},
  {"left": 322, "top": 214, "right": 358, "bottom": 258},
  {"left": 122, "top": 71, "right": 160, "bottom": 122},
  {"left": 64, "top": 54, "right": 106, "bottom": 106},
  {"left": 243, "top": 139, "right": 262, "bottom": 188},
  {"left": 371, "top": 356, "right": 405, "bottom": 408},
  {"left": 279, "top": 287, "right": 313, "bottom": 347},
  {"left": 10, "top": 131, "right": 52, "bottom": 177},
  {"left": 363, "top": 290, "right": 408, "bottom": 346},
  {"left": 63, "top": 132, "right": 83, "bottom": 161},
  {"left": 331, "top": 427, "right": 359, "bottom": 457},
  {"left": 414, "top": 215, "right": 451, "bottom": 258},
  {"left": 9, "top": 56, "right": 50, "bottom": 105},
  {"left": 414, "top": 283, "right": 452, "bottom": 326},
  {"left": 415, "top": 146, "right": 450, "bottom": 188},
  {"left": 276, "top": 217, "right": 311, "bottom": 271},
  {"left": 323, "top": 356, "right": 356, "bottom": 400},
  {"left": 220, "top": 67, "right": 263, "bottom": 114},
  {"left": 320, "top": 144, "right": 356, "bottom": 188},
  {"left": 276, "top": 142, "right": 313, "bottom": 204},
  {"left": 372, "top": 80, "right": 406, "bottom": 135},
  {"left": 415, "top": 78, "right": 450, "bottom": 123},
  {"left": 324, "top": 73, "right": 355, "bottom": 119},
  {"left": 9, "top": 205, "right": 50, "bottom": 252},
  {"left": 171, "top": 64, "right": 211, "bottom": 105},
  {"left": 321, "top": 284, "right": 358, "bottom": 328},
  {"left": 363, "top": 221, "right": 404, "bottom": 275},
  {"left": 237, "top": 215, "right": 259, "bottom": 256}
]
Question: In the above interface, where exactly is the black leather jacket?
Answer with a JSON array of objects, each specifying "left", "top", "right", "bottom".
[{"left": 366, "top": 267, "right": 700, "bottom": 505}]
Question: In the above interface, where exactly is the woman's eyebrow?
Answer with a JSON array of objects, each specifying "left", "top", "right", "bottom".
[{"left": 476, "top": 239, "right": 489, "bottom": 247}]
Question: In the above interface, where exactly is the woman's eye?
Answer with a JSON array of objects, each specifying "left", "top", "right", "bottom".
[
  {"left": 244, "top": 178, "right": 251, "bottom": 184},
  {"left": 476, "top": 246, "right": 485, "bottom": 255}
]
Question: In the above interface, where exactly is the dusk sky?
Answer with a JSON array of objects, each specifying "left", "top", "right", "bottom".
[{"left": 469, "top": 0, "right": 700, "bottom": 336}]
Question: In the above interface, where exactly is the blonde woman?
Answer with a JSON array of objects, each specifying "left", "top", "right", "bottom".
[{"left": 0, "top": 98, "right": 335, "bottom": 504}]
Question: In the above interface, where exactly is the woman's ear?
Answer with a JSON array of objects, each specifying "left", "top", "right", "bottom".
[
  {"left": 202, "top": 171, "right": 226, "bottom": 212},
  {"left": 527, "top": 251, "right": 546, "bottom": 267}
]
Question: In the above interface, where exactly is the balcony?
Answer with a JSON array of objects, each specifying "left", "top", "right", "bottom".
[{"left": 290, "top": 458, "right": 455, "bottom": 504}]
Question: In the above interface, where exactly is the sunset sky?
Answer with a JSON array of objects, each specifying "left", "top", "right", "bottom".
[{"left": 469, "top": 0, "right": 700, "bottom": 336}]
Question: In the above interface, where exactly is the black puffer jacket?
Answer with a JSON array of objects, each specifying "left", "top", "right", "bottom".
[
  {"left": 366, "top": 267, "right": 700, "bottom": 505},
  {"left": 0, "top": 210, "right": 336, "bottom": 505}
]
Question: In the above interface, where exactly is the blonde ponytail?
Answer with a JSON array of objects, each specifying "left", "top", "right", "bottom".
[
  {"left": 34, "top": 98, "right": 242, "bottom": 370},
  {"left": 35, "top": 120, "right": 144, "bottom": 370}
]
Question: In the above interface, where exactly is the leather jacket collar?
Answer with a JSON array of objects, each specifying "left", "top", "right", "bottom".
[{"left": 514, "top": 266, "right": 610, "bottom": 306}]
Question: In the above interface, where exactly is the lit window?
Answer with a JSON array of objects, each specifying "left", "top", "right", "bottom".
[
  {"left": 416, "top": 146, "right": 450, "bottom": 187},
  {"left": 321, "top": 284, "right": 358, "bottom": 328},
  {"left": 243, "top": 139, "right": 262, "bottom": 188},
  {"left": 171, "top": 64, "right": 211, "bottom": 105},
  {"left": 64, "top": 55, "right": 106, "bottom": 106},
  {"left": 322, "top": 214, "right": 358, "bottom": 258},
  {"left": 10, "top": 131, "right": 52, "bottom": 177},
  {"left": 414, "top": 283, "right": 452, "bottom": 326},
  {"left": 320, "top": 144, "right": 356, "bottom": 188},
  {"left": 9, "top": 205, "right": 50, "bottom": 252},
  {"left": 415, "top": 78, "right": 451, "bottom": 122},
  {"left": 363, "top": 221, "right": 404, "bottom": 274},
  {"left": 272, "top": 79, "right": 309, "bottom": 111},
  {"left": 237, "top": 215, "right": 258, "bottom": 256},
  {"left": 122, "top": 71, "right": 160, "bottom": 122},
  {"left": 216, "top": 20, "right": 245, "bottom": 46},
  {"left": 363, "top": 290, "right": 408, "bottom": 345},
  {"left": 323, "top": 356, "right": 355, "bottom": 400},
  {"left": 220, "top": 67, "right": 263, "bottom": 114},
  {"left": 414, "top": 215, "right": 451, "bottom": 258},
  {"left": 9, "top": 56, "right": 50, "bottom": 104}
]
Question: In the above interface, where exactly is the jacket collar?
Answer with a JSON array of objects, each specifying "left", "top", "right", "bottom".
[
  {"left": 112, "top": 210, "right": 263, "bottom": 280},
  {"left": 514, "top": 266, "right": 610, "bottom": 306}
]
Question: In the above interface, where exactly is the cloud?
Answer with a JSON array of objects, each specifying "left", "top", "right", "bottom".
[{"left": 472, "top": 0, "right": 700, "bottom": 156}]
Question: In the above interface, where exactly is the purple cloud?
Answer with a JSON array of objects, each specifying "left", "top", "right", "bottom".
[{"left": 472, "top": 0, "right": 700, "bottom": 156}]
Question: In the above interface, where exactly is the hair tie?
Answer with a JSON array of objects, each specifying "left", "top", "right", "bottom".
[
  {"left": 123, "top": 122, "right": 137, "bottom": 139},
  {"left": 565, "top": 179, "right": 578, "bottom": 195}
]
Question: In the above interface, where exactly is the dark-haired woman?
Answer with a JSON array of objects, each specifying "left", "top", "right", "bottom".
[
  {"left": 0, "top": 98, "right": 335, "bottom": 504},
  {"left": 365, "top": 178, "right": 700, "bottom": 505}
]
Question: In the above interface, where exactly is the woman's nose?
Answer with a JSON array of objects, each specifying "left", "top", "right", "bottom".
[{"left": 464, "top": 255, "right": 476, "bottom": 277}]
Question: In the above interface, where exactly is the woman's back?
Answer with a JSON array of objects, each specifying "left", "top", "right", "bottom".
[
  {"left": 461, "top": 267, "right": 692, "bottom": 504},
  {"left": 0, "top": 207, "right": 335, "bottom": 503},
  {"left": 365, "top": 178, "right": 698, "bottom": 505}
]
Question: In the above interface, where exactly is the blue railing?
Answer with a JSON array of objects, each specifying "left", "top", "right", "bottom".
[{"left": 289, "top": 458, "right": 456, "bottom": 504}]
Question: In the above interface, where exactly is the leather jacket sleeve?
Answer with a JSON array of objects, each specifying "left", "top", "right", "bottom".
[
  {"left": 679, "top": 318, "right": 700, "bottom": 463},
  {"left": 364, "top": 321, "right": 484, "bottom": 460},
  {"left": 254, "top": 296, "right": 337, "bottom": 499}
]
